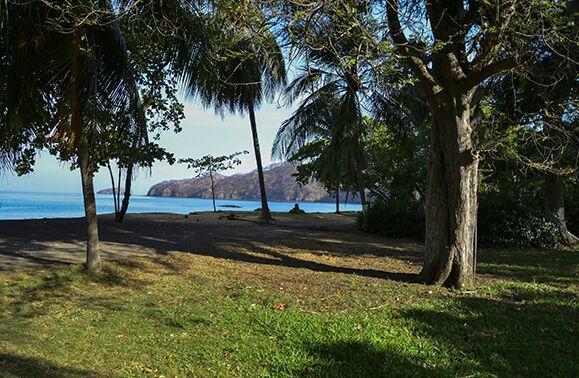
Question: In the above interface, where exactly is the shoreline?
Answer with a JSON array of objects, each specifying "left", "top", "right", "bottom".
[{"left": 0, "top": 192, "right": 362, "bottom": 221}]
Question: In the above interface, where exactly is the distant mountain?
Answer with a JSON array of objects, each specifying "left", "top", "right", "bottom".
[
  {"left": 146, "top": 163, "right": 360, "bottom": 203},
  {"left": 97, "top": 188, "right": 124, "bottom": 195}
]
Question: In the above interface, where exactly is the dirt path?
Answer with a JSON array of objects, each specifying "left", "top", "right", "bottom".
[{"left": 0, "top": 212, "right": 422, "bottom": 280}]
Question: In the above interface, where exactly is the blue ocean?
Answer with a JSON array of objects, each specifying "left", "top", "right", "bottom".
[{"left": 0, "top": 191, "right": 362, "bottom": 220}]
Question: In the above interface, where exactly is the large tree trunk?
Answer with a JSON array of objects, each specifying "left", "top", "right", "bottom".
[
  {"left": 115, "top": 163, "right": 133, "bottom": 223},
  {"left": 544, "top": 172, "right": 578, "bottom": 246},
  {"left": 248, "top": 102, "right": 272, "bottom": 222},
  {"left": 421, "top": 103, "right": 478, "bottom": 289}
]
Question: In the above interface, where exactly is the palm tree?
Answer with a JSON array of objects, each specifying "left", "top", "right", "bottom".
[
  {"left": 273, "top": 95, "right": 357, "bottom": 213},
  {"left": 177, "top": 4, "right": 286, "bottom": 222},
  {"left": 272, "top": 2, "right": 378, "bottom": 210},
  {"left": 1, "top": 1, "right": 133, "bottom": 270}
]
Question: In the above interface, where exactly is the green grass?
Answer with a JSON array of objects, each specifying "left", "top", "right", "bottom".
[{"left": 0, "top": 248, "right": 577, "bottom": 377}]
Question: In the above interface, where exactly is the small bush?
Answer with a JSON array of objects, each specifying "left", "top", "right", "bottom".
[
  {"left": 478, "top": 214, "right": 562, "bottom": 249},
  {"left": 477, "top": 190, "right": 562, "bottom": 249},
  {"left": 358, "top": 199, "right": 424, "bottom": 240}
]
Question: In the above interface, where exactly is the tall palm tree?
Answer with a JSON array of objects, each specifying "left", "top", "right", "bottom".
[
  {"left": 272, "top": 1, "right": 379, "bottom": 210},
  {"left": 178, "top": 3, "right": 286, "bottom": 222},
  {"left": 112, "top": 0, "right": 212, "bottom": 222},
  {"left": 273, "top": 95, "right": 356, "bottom": 213},
  {"left": 1, "top": 0, "right": 133, "bottom": 270}
]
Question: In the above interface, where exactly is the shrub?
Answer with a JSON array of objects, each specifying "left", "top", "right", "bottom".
[
  {"left": 357, "top": 198, "right": 424, "bottom": 240},
  {"left": 478, "top": 214, "right": 562, "bottom": 249},
  {"left": 477, "top": 190, "right": 562, "bottom": 249},
  {"left": 359, "top": 193, "right": 562, "bottom": 249}
]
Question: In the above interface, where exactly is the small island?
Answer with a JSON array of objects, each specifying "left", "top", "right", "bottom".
[{"left": 97, "top": 188, "right": 125, "bottom": 195}]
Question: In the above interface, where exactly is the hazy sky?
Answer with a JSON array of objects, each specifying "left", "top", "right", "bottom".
[{"left": 0, "top": 98, "right": 294, "bottom": 195}]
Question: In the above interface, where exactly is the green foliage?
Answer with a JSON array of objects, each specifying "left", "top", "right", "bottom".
[
  {"left": 0, "top": 0, "right": 142, "bottom": 173},
  {"left": 271, "top": 2, "right": 400, "bottom": 201},
  {"left": 177, "top": 2, "right": 286, "bottom": 115},
  {"left": 364, "top": 109, "right": 428, "bottom": 201},
  {"left": 478, "top": 190, "right": 563, "bottom": 249},
  {"left": 357, "top": 198, "right": 425, "bottom": 240},
  {"left": 179, "top": 151, "right": 248, "bottom": 177},
  {"left": 360, "top": 175, "right": 565, "bottom": 249}
]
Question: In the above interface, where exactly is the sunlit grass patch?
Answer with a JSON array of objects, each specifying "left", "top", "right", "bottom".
[{"left": 0, "top": 249, "right": 577, "bottom": 377}]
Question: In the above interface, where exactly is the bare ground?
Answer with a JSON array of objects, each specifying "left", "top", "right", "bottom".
[{"left": 0, "top": 212, "right": 423, "bottom": 283}]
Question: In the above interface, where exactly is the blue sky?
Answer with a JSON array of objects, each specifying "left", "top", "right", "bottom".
[{"left": 0, "top": 99, "right": 294, "bottom": 195}]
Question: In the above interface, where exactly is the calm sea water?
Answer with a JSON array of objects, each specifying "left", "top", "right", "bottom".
[{"left": 0, "top": 191, "right": 362, "bottom": 220}]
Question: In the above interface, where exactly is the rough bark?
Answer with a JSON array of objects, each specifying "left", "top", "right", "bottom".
[
  {"left": 385, "top": 0, "right": 516, "bottom": 288},
  {"left": 421, "top": 103, "right": 478, "bottom": 288},
  {"left": 248, "top": 102, "right": 272, "bottom": 222},
  {"left": 544, "top": 172, "right": 578, "bottom": 246}
]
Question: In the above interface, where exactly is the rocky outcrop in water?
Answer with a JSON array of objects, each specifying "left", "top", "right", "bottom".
[{"left": 97, "top": 188, "right": 124, "bottom": 195}]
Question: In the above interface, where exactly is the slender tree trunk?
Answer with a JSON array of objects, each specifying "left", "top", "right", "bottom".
[
  {"left": 248, "top": 102, "right": 272, "bottom": 222},
  {"left": 116, "top": 169, "right": 122, "bottom": 211},
  {"left": 115, "top": 164, "right": 133, "bottom": 223},
  {"left": 353, "top": 156, "right": 367, "bottom": 210},
  {"left": 545, "top": 172, "right": 578, "bottom": 246},
  {"left": 335, "top": 185, "right": 340, "bottom": 214},
  {"left": 421, "top": 104, "right": 478, "bottom": 288},
  {"left": 352, "top": 141, "right": 367, "bottom": 211},
  {"left": 107, "top": 162, "right": 118, "bottom": 216},
  {"left": 72, "top": 30, "right": 100, "bottom": 270},
  {"left": 210, "top": 170, "right": 217, "bottom": 212},
  {"left": 78, "top": 135, "right": 101, "bottom": 271}
]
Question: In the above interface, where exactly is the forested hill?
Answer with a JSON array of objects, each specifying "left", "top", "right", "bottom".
[{"left": 146, "top": 163, "right": 359, "bottom": 203}]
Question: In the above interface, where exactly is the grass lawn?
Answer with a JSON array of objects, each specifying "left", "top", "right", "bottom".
[{"left": 0, "top": 246, "right": 577, "bottom": 377}]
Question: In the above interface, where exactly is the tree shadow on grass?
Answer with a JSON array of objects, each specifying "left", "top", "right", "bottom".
[
  {"left": 477, "top": 248, "right": 578, "bottom": 285},
  {"left": 0, "top": 353, "right": 100, "bottom": 377},
  {"left": 290, "top": 340, "right": 444, "bottom": 377},
  {"left": 2, "top": 215, "right": 575, "bottom": 287},
  {"left": 0, "top": 262, "right": 155, "bottom": 318},
  {"left": 0, "top": 215, "right": 421, "bottom": 283},
  {"left": 399, "top": 288, "right": 578, "bottom": 376}
]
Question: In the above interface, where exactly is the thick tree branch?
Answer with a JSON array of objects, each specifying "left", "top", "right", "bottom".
[
  {"left": 385, "top": 0, "right": 437, "bottom": 90},
  {"left": 467, "top": 57, "right": 515, "bottom": 88}
]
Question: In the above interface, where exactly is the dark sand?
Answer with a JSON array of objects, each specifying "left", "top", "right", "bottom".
[{"left": 0, "top": 212, "right": 422, "bottom": 280}]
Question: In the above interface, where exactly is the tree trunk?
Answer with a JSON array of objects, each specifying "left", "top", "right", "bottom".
[
  {"left": 421, "top": 106, "right": 478, "bottom": 289},
  {"left": 544, "top": 172, "right": 578, "bottom": 246},
  {"left": 72, "top": 29, "right": 100, "bottom": 271},
  {"left": 248, "top": 102, "right": 272, "bottom": 222},
  {"left": 115, "top": 164, "right": 133, "bottom": 223},
  {"left": 210, "top": 170, "right": 217, "bottom": 212},
  {"left": 353, "top": 141, "right": 367, "bottom": 211},
  {"left": 335, "top": 185, "right": 340, "bottom": 214},
  {"left": 107, "top": 162, "right": 118, "bottom": 217},
  {"left": 116, "top": 169, "right": 122, "bottom": 213},
  {"left": 78, "top": 135, "right": 101, "bottom": 271}
]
